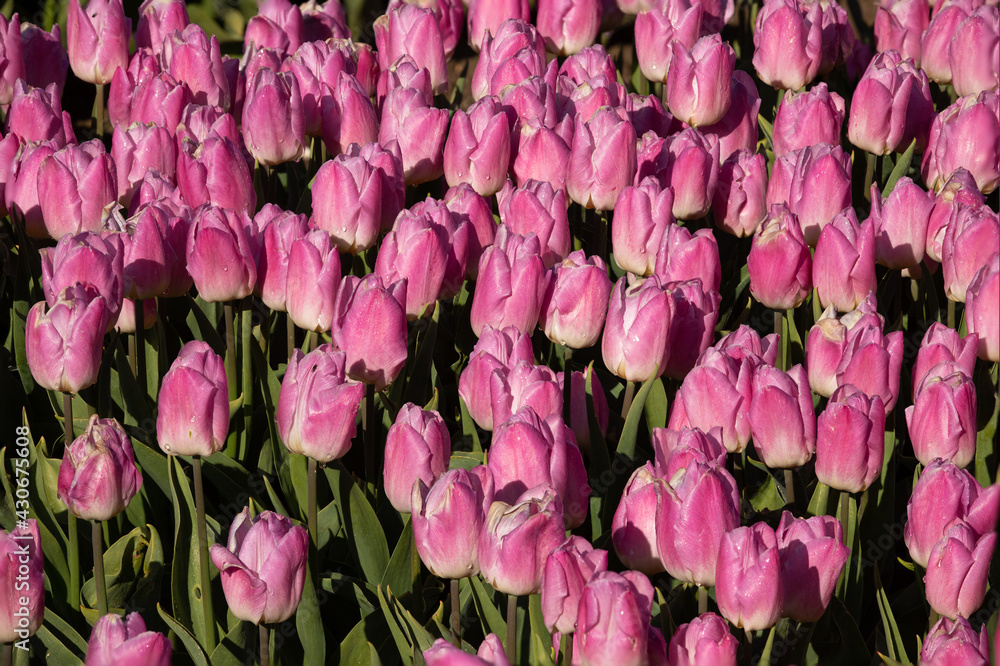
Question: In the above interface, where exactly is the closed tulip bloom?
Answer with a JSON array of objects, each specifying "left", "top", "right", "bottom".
[
  {"left": 7, "top": 81, "right": 74, "bottom": 149},
  {"left": 612, "top": 177, "right": 674, "bottom": 277},
  {"left": 286, "top": 230, "right": 341, "bottom": 331},
  {"left": 375, "top": 214, "right": 449, "bottom": 320},
  {"left": 813, "top": 209, "right": 877, "bottom": 312},
  {"left": 913, "top": 323, "right": 979, "bottom": 396},
  {"left": 775, "top": 512, "right": 849, "bottom": 622},
  {"left": 942, "top": 206, "right": 1000, "bottom": 302},
  {"left": 111, "top": 123, "right": 176, "bottom": 211},
  {"left": 470, "top": 18, "right": 545, "bottom": 96},
  {"left": 848, "top": 50, "right": 935, "bottom": 155},
  {"left": 384, "top": 404, "right": 451, "bottom": 513},
  {"left": 444, "top": 96, "right": 510, "bottom": 196},
  {"left": 925, "top": 521, "right": 996, "bottom": 619},
  {"left": 815, "top": 385, "right": 885, "bottom": 493},
  {"left": 772, "top": 83, "right": 846, "bottom": 158},
  {"left": 255, "top": 206, "right": 310, "bottom": 312},
  {"left": 498, "top": 71, "right": 559, "bottom": 128},
  {"left": 346, "top": 140, "right": 404, "bottom": 231},
  {"left": 375, "top": 4, "right": 448, "bottom": 94},
  {"left": 156, "top": 340, "right": 228, "bottom": 456},
  {"left": 85, "top": 612, "right": 171, "bottom": 666},
  {"left": 276, "top": 345, "right": 363, "bottom": 463},
  {"left": 767, "top": 143, "right": 852, "bottom": 245},
  {"left": 0, "top": 15, "right": 22, "bottom": 109},
  {"left": 668, "top": 612, "right": 738, "bottom": 666},
  {"left": 836, "top": 320, "right": 905, "bottom": 413},
  {"left": 41, "top": 230, "right": 124, "bottom": 327},
  {"left": 424, "top": 636, "right": 510, "bottom": 666},
  {"left": 470, "top": 227, "right": 545, "bottom": 337},
  {"left": 634, "top": 4, "right": 703, "bottom": 84},
  {"left": 662, "top": 279, "right": 721, "bottom": 380},
  {"left": 749, "top": 364, "right": 816, "bottom": 469},
  {"left": 186, "top": 205, "right": 257, "bottom": 302},
  {"left": 925, "top": 168, "right": 986, "bottom": 263},
  {"left": 254, "top": 0, "right": 305, "bottom": 54},
  {"left": 869, "top": 177, "right": 935, "bottom": 270},
  {"left": 753, "top": 0, "right": 823, "bottom": 90},
  {"left": 665, "top": 35, "right": 735, "bottom": 128},
  {"left": 58, "top": 415, "right": 141, "bottom": 521},
  {"left": 701, "top": 70, "right": 762, "bottom": 163},
  {"left": 0, "top": 521, "right": 44, "bottom": 644},
  {"left": 907, "top": 362, "right": 977, "bottom": 468},
  {"left": 748, "top": 204, "right": 812, "bottom": 309},
  {"left": 540, "top": 250, "right": 611, "bottom": 348},
  {"left": 653, "top": 426, "right": 727, "bottom": 480},
  {"left": 321, "top": 71, "right": 379, "bottom": 157},
  {"left": 949, "top": 7, "right": 1000, "bottom": 97},
  {"left": 413, "top": 466, "right": 494, "bottom": 579},
  {"left": 536, "top": 0, "right": 601, "bottom": 56},
  {"left": 920, "top": 0, "right": 975, "bottom": 84},
  {"left": 242, "top": 68, "right": 306, "bottom": 166},
  {"left": 657, "top": 460, "right": 741, "bottom": 586},
  {"left": 922, "top": 91, "right": 1000, "bottom": 194},
  {"left": 664, "top": 128, "right": 721, "bottom": 221},
  {"left": 37, "top": 141, "right": 117, "bottom": 240},
  {"left": 716, "top": 523, "right": 784, "bottom": 631},
  {"left": 807, "top": 310, "right": 848, "bottom": 395},
  {"left": 575, "top": 570, "right": 654, "bottom": 666},
  {"left": 380, "top": 85, "right": 449, "bottom": 185},
  {"left": 512, "top": 117, "right": 573, "bottom": 190},
  {"left": 612, "top": 463, "right": 668, "bottom": 574},
  {"left": 162, "top": 25, "right": 229, "bottom": 110},
  {"left": 500, "top": 180, "right": 571, "bottom": 267},
  {"left": 921, "top": 616, "right": 991, "bottom": 666},
  {"left": 669, "top": 349, "right": 755, "bottom": 453},
  {"left": 966, "top": 254, "right": 999, "bottom": 361},
  {"left": 67, "top": 0, "right": 129, "bottom": 85},
  {"left": 210, "top": 508, "right": 309, "bottom": 625},
  {"left": 311, "top": 152, "right": 384, "bottom": 255},
  {"left": 713, "top": 149, "right": 768, "bottom": 238},
  {"left": 602, "top": 275, "right": 673, "bottom": 382},
  {"left": 332, "top": 274, "right": 408, "bottom": 389},
  {"left": 26, "top": 284, "right": 110, "bottom": 394},
  {"left": 119, "top": 70, "right": 191, "bottom": 131},
  {"left": 654, "top": 224, "right": 721, "bottom": 294},
  {"left": 458, "top": 325, "right": 534, "bottom": 430},
  {"left": 119, "top": 206, "right": 173, "bottom": 301},
  {"left": 135, "top": 0, "right": 189, "bottom": 56},
  {"left": 874, "top": 0, "right": 929, "bottom": 64},
  {"left": 177, "top": 133, "right": 256, "bottom": 213},
  {"left": 541, "top": 536, "right": 607, "bottom": 634},
  {"left": 467, "top": 0, "right": 532, "bottom": 52},
  {"left": 478, "top": 485, "right": 567, "bottom": 596},
  {"left": 406, "top": 199, "right": 471, "bottom": 298},
  {"left": 20, "top": 23, "right": 68, "bottom": 99},
  {"left": 567, "top": 106, "right": 638, "bottom": 211}
]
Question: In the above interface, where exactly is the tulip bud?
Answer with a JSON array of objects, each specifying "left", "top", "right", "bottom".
[
  {"left": 84, "top": 612, "right": 172, "bottom": 666},
  {"left": 0, "top": 14, "right": 23, "bottom": 108},
  {"left": 906, "top": 362, "right": 977, "bottom": 468},
  {"left": 669, "top": 349, "right": 755, "bottom": 453},
  {"left": 920, "top": 616, "right": 991, "bottom": 666},
  {"left": 668, "top": 613, "right": 738, "bottom": 666},
  {"left": 966, "top": 254, "right": 999, "bottom": 361},
  {"left": 540, "top": 250, "right": 612, "bottom": 349},
  {"left": 58, "top": 415, "right": 141, "bottom": 521},
  {"left": 815, "top": 384, "right": 885, "bottom": 493},
  {"left": 652, "top": 427, "right": 727, "bottom": 479},
  {"left": 836, "top": 320, "right": 905, "bottom": 413},
  {"left": 111, "top": 123, "right": 176, "bottom": 211},
  {"left": 913, "top": 323, "right": 979, "bottom": 396},
  {"left": 749, "top": 364, "right": 816, "bottom": 469},
  {"left": 177, "top": 133, "right": 256, "bottom": 213},
  {"left": 716, "top": 523, "right": 784, "bottom": 631},
  {"left": 286, "top": 230, "right": 341, "bottom": 332},
  {"left": 21, "top": 23, "right": 68, "bottom": 99},
  {"left": 665, "top": 35, "right": 735, "bottom": 128},
  {"left": 612, "top": 463, "right": 668, "bottom": 574},
  {"left": 635, "top": 5, "right": 703, "bottom": 83},
  {"left": 311, "top": 152, "right": 385, "bottom": 255},
  {"left": 602, "top": 275, "right": 673, "bottom": 382},
  {"left": 920, "top": 1, "right": 974, "bottom": 84},
  {"left": 813, "top": 208, "right": 877, "bottom": 312},
  {"left": 156, "top": 341, "right": 228, "bottom": 457},
  {"left": 748, "top": 204, "right": 812, "bottom": 309},
  {"left": 567, "top": 106, "right": 638, "bottom": 211},
  {"left": 753, "top": 0, "right": 823, "bottom": 90},
  {"left": 7, "top": 81, "right": 74, "bottom": 147},
  {"left": 470, "top": 227, "right": 545, "bottom": 337},
  {"left": 537, "top": 0, "right": 602, "bottom": 56},
  {"left": 772, "top": 83, "right": 846, "bottom": 158},
  {"left": 766, "top": 143, "right": 852, "bottom": 245},
  {"left": 243, "top": 68, "right": 306, "bottom": 166},
  {"left": 375, "top": 214, "right": 449, "bottom": 320},
  {"left": 874, "top": 0, "right": 929, "bottom": 64},
  {"left": 775, "top": 512, "right": 849, "bottom": 622},
  {"left": 210, "top": 508, "right": 309, "bottom": 624},
  {"left": 713, "top": 149, "right": 768, "bottom": 237},
  {"left": 384, "top": 404, "right": 451, "bottom": 513},
  {"left": 444, "top": 184, "right": 496, "bottom": 280},
  {"left": 66, "top": 0, "right": 129, "bottom": 85},
  {"left": 541, "top": 536, "right": 608, "bottom": 634},
  {"left": 926, "top": 168, "right": 987, "bottom": 262},
  {"left": 942, "top": 206, "right": 999, "bottom": 303},
  {"left": 662, "top": 279, "right": 721, "bottom": 380},
  {"left": 574, "top": 571, "right": 654, "bottom": 666},
  {"left": 925, "top": 521, "right": 996, "bottom": 620},
  {"left": 848, "top": 50, "right": 935, "bottom": 155},
  {"left": 653, "top": 224, "right": 721, "bottom": 295},
  {"left": 186, "top": 205, "right": 257, "bottom": 303},
  {"left": 26, "top": 284, "right": 110, "bottom": 394},
  {"left": 714, "top": 326, "right": 781, "bottom": 366},
  {"left": 0, "top": 521, "right": 44, "bottom": 643},
  {"left": 37, "top": 141, "right": 117, "bottom": 240},
  {"left": 332, "top": 274, "right": 409, "bottom": 390},
  {"left": 413, "top": 466, "right": 494, "bottom": 579},
  {"left": 478, "top": 485, "right": 567, "bottom": 595},
  {"left": 117, "top": 205, "right": 174, "bottom": 301},
  {"left": 467, "top": 2, "right": 532, "bottom": 53},
  {"left": 459, "top": 325, "right": 534, "bottom": 430}
]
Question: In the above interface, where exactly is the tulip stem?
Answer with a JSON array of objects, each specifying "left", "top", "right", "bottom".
[
  {"left": 2, "top": 643, "right": 10, "bottom": 666},
  {"left": 774, "top": 310, "right": 786, "bottom": 370},
  {"left": 597, "top": 210, "right": 608, "bottom": 261},
  {"left": 225, "top": 302, "right": 238, "bottom": 459},
  {"left": 259, "top": 624, "right": 270, "bottom": 666},
  {"left": 307, "top": 457, "right": 318, "bottom": 549},
  {"left": 92, "top": 521, "right": 108, "bottom": 616},
  {"left": 506, "top": 594, "right": 517, "bottom": 664},
  {"left": 947, "top": 299, "right": 955, "bottom": 330},
  {"left": 562, "top": 347, "right": 573, "bottom": 424},
  {"left": 193, "top": 456, "right": 218, "bottom": 652},
  {"left": 241, "top": 304, "right": 253, "bottom": 460},
  {"left": 560, "top": 632, "right": 573, "bottom": 665},
  {"left": 287, "top": 315, "right": 296, "bottom": 359},
  {"left": 928, "top": 609, "right": 939, "bottom": 631},
  {"left": 94, "top": 84, "right": 104, "bottom": 138},
  {"left": 621, "top": 381, "right": 635, "bottom": 421},
  {"left": 67, "top": 514, "right": 80, "bottom": 609},
  {"left": 450, "top": 579, "right": 461, "bottom": 646},
  {"left": 364, "top": 383, "right": 376, "bottom": 489},
  {"left": 698, "top": 585, "right": 708, "bottom": 615},
  {"left": 64, "top": 392, "right": 74, "bottom": 444},
  {"left": 135, "top": 298, "right": 147, "bottom": 399},
  {"left": 784, "top": 469, "right": 796, "bottom": 507},
  {"left": 863, "top": 153, "right": 877, "bottom": 202}
]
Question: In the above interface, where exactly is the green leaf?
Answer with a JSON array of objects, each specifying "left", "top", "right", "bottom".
[
  {"left": 528, "top": 594, "right": 555, "bottom": 666},
  {"left": 328, "top": 463, "right": 390, "bottom": 584},
  {"left": 210, "top": 621, "right": 255, "bottom": 666},
  {"left": 36, "top": 608, "right": 88, "bottom": 665},
  {"left": 469, "top": 575, "right": 507, "bottom": 640},
  {"left": 756, "top": 626, "right": 777, "bottom": 666},
  {"left": 339, "top": 616, "right": 386, "bottom": 666},
  {"left": 975, "top": 390, "right": 998, "bottom": 488},
  {"left": 642, "top": 378, "right": 668, "bottom": 433},
  {"left": 874, "top": 566, "right": 912, "bottom": 665},
  {"left": 296, "top": 558, "right": 327, "bottom": 666},
  {"left": 81, "top": 524, "right": 164, "bottom": 614},
  {"left": 881, "top": 139, "right": 916, "bottom": 198},
  {"left": 616, "top": 373, "right": 658, "bottom": 460},
  {"left": 749, "top": 473, "right": 786, "bottom": 513},
  {"left": 449, "top": 450, "right": 486, "bottom": 470},
  {"left": 459, "top": 397, "right": 481, "bottom": 454},
  {"left": 381, "top": 517, "right": 416, "bottom": 599},
  {"left": 158, "top": 604, "right": 210, "bottom": 666}
]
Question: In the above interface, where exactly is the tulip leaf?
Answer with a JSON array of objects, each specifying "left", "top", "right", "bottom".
[
  {"left": 261, "top": 474, "right": 292, "bottom": 518},
  {"left": 377, "top": 585, "right": 428, "bottom": 666},
  {"left": 227, "top": 393, "right": 244, "bottom": 420},
  {"left": 807, "top": 481, "right": 832, "bottom": 517},
  {"left": 874, "top": 566, "right": 912, "bottom": 665},
  {"left": 756, "top": 625, "right": 777, "bottom": 666},
  {"left": 449, "top": 450, "right": 486, "bottom": 470},
  {"left": 617, "top": 373, "right": 658, "bottom": 461},
  {"left": 34, "top": 624, "right": 84, "bottom": 666},
  {"left": 81, "top": 524, "right": 164, "bottom": 614},
  {"left": 339, "top": 615, "right": 387, "bottom": 666},
  {"left": 39, "top": 607, "right": 88, "bottom": 654},
  {"left": 642, "top": 378, "right": 668, "bottom": 432},
  {"left": 296, "top": 557, "right": 327, "bottom": 666},
  {"left": 250, "top": 342, "right": 284, "bottom": 476},
  {"left": 458, "top": 397, "right": 481, "bottom": 454},
  {"left": 380, "top": 517, "right": 416, "bottom": 599},
  {"left": 113, "top": 336, "right": 153, "bottom": 428},
  {"left": 158, "top": 603, "right": 210, "bottom": 666},
  {"left": 528, "top": 594, "right": 555, "bottom": 666},
  {"left": 881, "top": 139, "right": 916, "bottom": 199},
  {"left": 185, "top": 296, "right": 226, "bottom": 357},
  {"left": 329, "top": 462, "right": 390, "bottom": 585},
  {"left": 749, "top": 472, "right": 785, "bottom": 514},
  {"left": 11, "top": 297, "right": 34, "bottom": 395},
  {"left": 469, "top": 575, "right": 507, "bottom": 641},
  {"left": 210, "top": 621, "right": 255, "bottom": 666},
  {"left": 975, "top": 392, "right": 998, "bottom": 488},
  {"left": 757, "top": 114, "right": 774, "bottom": 143}
]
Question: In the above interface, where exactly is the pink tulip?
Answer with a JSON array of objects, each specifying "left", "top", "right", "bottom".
[
  {"left": 942, "top": 206, "right": 999, "bottom": 302},
  {"left": 813, "top": 208, "right": 877, "bottom": 312},
  {"left": 458, "top": 325, "right": 534, "bottom": 431},
  {"left": 37, "top": 141, "right": 117, "bottom": 240},
  {"left": 0, "top": 14, "right": 23, "bottom": 107},
  {"left": 413, "top": 466, "right": 494, "bottom": 579},
  {"left": 255, "top": 206, "right": 310, "bottom": 312},
  {"left": 906, "top": 362, "right": 977, "bottom": 468},
  {"left": 748, "top": 204, "right": 812, "bottom": 309},
  {"left": 574, "top": 571, "right": 654, "bottom": 666},
  {"left": 407, "top": 198, "right": 471, "bottom": 298},
  {"left": 772, "top": 83, "right": 845, "bottom": 158},
  {"left": 540, "top": 250, "right": 612, "bottom": 349},
  {"left": 444, "top": 185, "right": 496, "bottom": 278},
  {"left": 701, "top": 70, "right": 762, "bottom": 163},
  {"left": 925, "top": 521, "right": 996, "bottom": 619},
  {"left": 384, "top": 404, "right": 451, "bottom": 513},
  {"left": 815, "top": 384, "right": 885, "bottom": 493},
  {"left": 662, "top": 128, "right": 720, "bottom": 220},
  {"left": 922, "top": 90, "right": 1000, "bottom": 195},
  {"left": 470, "top": 18, "right": 545, "bottom": 96},
  {"left": 766, "top": 143, "right": 852, "bottom": 246},
  {"left": 111, "top": 122, "right": 176, "bottom": 210},
  {"left": 567, "top": 106, "right": 637, "bottom": 211},
  {"left": 285, "top": 230, "right": 340, "bottom": 332},
  {"left": 541, "top": 536, "right": 607, "bottom": 634},
  {"left": 716, "top": 523, "right": 784, "bottom": 631},
  {"left": 714, "top": 326, "right": 781, "bottom": 366},
  {"left": 332, "top": 274, "right": 409, "bottom": 390},
  {"left": 749, "top": 364, "right": 816, "bottom": 468},
  {"left": 118, "top": 205, "right": 173, "bottom": 300},
  {"left": 634, "top": 4, "right": 703, "bottom": 84},
  {"left": 162, "top": 25, "right": 229, "bottom": 110},
  {"left": 665, "top": 35, "right": 735, "bottom": 127},
  {"left": 511, "top": 116, "right": 573, "bottom": 190},
  {"left": 66, "top": 0, "right": 130, "bottom": 85},
  {"left": 775, "top": 512, "right": 849, "bottom": 622},
  {"left": 6, "top": 81, "right": 74, "bottom": 147},
  {"left": 499, "top": 179, "right": 571, "bottom": 267},
  {"left": 920, "top": 617, "right": 991, "bottom": 666},
  {"left": 612, "top": 463, "right": 668, "bottom": 574},
  {"left": 58, "top": 415, "right": 141, "bottom": 521},
  {"left": 375, "top": 213, "right": 448, "bottom": 320},
  {"left": 668, "top": 613, "right": 738, "bottom": 666},
  {"left": 321, "top": 71, "right": 379, "bottom": 156},
  {"left": 653, "top": 224, "right": 721, "bottom": 294},
  {"left": 156, "top": 340, "right": 228, "bottom": 457},
  {"left": 186, "top": 205, "right": 257, "bottom": 303},
  {"left": 26, "top": 284, "right": 109, "bottom": 394},
  {"left": 135, "top": 0, "right": 189, "bottom": 56},
  {"left": 713, "top": 148, "right": 768, "bottom": 237},
  {"left": 753, "top": 0, "right": 823, "bottom": 90},
  {"left": 913, "top": 323, "right": 979, "bottom": 396},
  {"left": 925, "top": 168, "right": 986, "bottom": 263},
  {"left": 424, "top": 636, "right": 510, "bottom": 666},
  {"left": 469, "top": 227, "right": 545, "bottom": 337},
  {"left": 869, "top": 176, "right": 935, "bottom": 270},
  {"left": 375, "top": 4, "right": 448, "bottom": 94},
  {"left": 602, "top": 275, "right": 673, "bottom": 382},
  {"left": 41, "top": 230, "right": 124, "bottom": 327},
  {"left": 921, "top": 0, "right": 975, "bottom": 84},
  {"left": 966, "top": 253, "right": 999, "bottom": 361},
  {"left": 242, "top": 68, "right": 306, "bottom": 166},
  {"left": 311, "top": 151, "right": 385, "bottom": 254},
  {"left": 874, "top": 0, "right": 930, "bottom": 64},
  {"left": 612, "top": 177, "right": 674, "bottom": 277},
  {"left": 537, "top": 0, "right": 602, "bottom": 55},
  {"left": 444, "top": 96, "right": 510, "bottom": 196},
  {"left": 669, "top": 349, "right": 755, "bottom": 453},
  {"left": 177, "top": 133, "right": 256, "bottom": 213},
  {"left": 949, "top": 6, "right": 1000, "bottom": 97},
  {"left": 379, "top": 85, "right": 449, "bottom": 185},
  {"left": 848, "top": 50, "right": 935, "bottom": 155},
  {"left": 84, "top": 612, "right": 172, "bottom": 666},
  {"left": 467, "top": 1, "right": 532, "bottom": 52},
  {"left": 652, "top": 426, "right": 726, "bottom": 480}
]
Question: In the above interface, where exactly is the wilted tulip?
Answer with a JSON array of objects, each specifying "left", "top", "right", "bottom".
[
  {"left": 37, "top": 141, "right": 117, "bottom": 240},
  {"left": 772, "top": 83, "right": 845, "bottom": 158},
  {"left": 874, "top": 0, "right": 929, "bottom": 64},
  {"left": 920, "top": 616, "right": 991, "bottom": 666},
  {"left": 567, "top": 106, "right": 637, "bottom": 211},
  {"left": 540, "top": 250, "right": 611, "bottom": 348},
  {"left": 186, "top": 205, "right": 257, "bottom": 302},
  {"left": 966, "top": 254, "right": 999, "bottom": 361},
  {"left": 210, "top": 508, "right": 309, "bottom": 624},
  {"left": 657, "top": 460, "right": 741, "bottom": 586},
  {"left": 277, "top": 345, "right": 363, "bottom": 464},
  {"left": 541, "top": 536, "right": 607, "bottom": 635},
  {"left": 26, "top": 284, "right": 110, "bottom": 394},
  {"left": 907, "top": 362, "right": 977, "bottom": 468},
  {"left": 66, "top": 0, "right": 129, "bottom": 85},
  {"left": 612, "top": 463, "right": 667, "bottom": 574},
  {"left": 813, "top": 208, "right": 877, "bottom": 312},
  {"left": 59, "top": 415, "right": 141, "bottom": 521},
  {"left": 815, "top": 385, "right": 885, "bottom": 493},
  {"left": 753, "top": 0, "right": 823, "bottom": 90},
  {"left": 922, "top": 91, "right": 1000, "bottom": 194},
  {"left": 766, "top": 143, "right": 852, "bottom": 245},
  {"left": 444, "top": 96, "right": 510, "bottom": 196},
  {"left": 384, "top": 404, "right": 451, "bottom": 513},
  {"left": 478, "top": 485, "right": 567, "bottom": 596},
  {"left": 286, "top": 230, "right": 341, "bottom": 331},
  {"left": 668, "top": 613, "right": 738, "bottom": 666},
  {"left": 749, "top": 364, "right": 816, "bottom": 469},
  {"left": 574, "top": 571, "right": 654, "bottom": 666},
  {"left": 413, "top": 466, "right": 494, "bottom": 579},
  {"left": 177, "top": 133, "right": 256, "bottom": 213},
  {"left": 713, "top": 149, "right": 768, "bottom": 237},
  {"left": 775, "top": 512, "right": 849, "bottom": 622},
  {"left": 925, "top": 521, "right": 996, "bottom": 619},
  {"left": 0, "top": 521, "right": 44, "bottom": 644},
  {"left": 716, "top": 523, "right": 784, "bottom": 631},
  {"left": 848, "top": 50, "right": 935, "bottom": 155},
  {"left": 242, "top": 68, "right": 306, "bottom": 166},
  {"left": 748, "top": 204, "right": 812, "bottom": 309},
  {"left": 332, "top": 274, "right": 408, "bottom": 390},
  {"left": 156, "top": 341, "right": 228, "bottom": 457},
  {"left": 84, "top": 612, "right": 172, "bottom": 666},
  {"left": 665, "top": 35, "right": 735, "bottom": 128}
]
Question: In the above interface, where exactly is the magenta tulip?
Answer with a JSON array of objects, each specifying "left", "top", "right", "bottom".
[
  {"left": 713, "top": 149, "right": 768, "bottom": 238},
  {"left": 332, "top": 274, "right": 408, "bottom": 390},
  {"left": 966, "top": 254, "right": 999, "bottom": 361},
  {"left": 384, "top": 404, "right": 451, "bottom": 513},
  {"left": 156, "top": 341, "right": 228, "bottom": 457},
  {"left": 775, "top": 512, "right": 849, "bottom": 622},
  {"left": 920, "top": 617, "right": 991, "bottom": 666},
  {"left": 815, "top": 384, "right": 886, "bottom": 493},
  {"left": 612, "top": 463, "right": 667, "bottom": 575},
  {"left": 715, "top": 523, "right": 784, "bottom": 631},
  {"left": 813, "top": 208, "right": 877, "bottom": 312},
  {"left": 748, "top": 204, "right": 812, "bottom": 309},
  {"left": 668, "top": 613, "right": 738, "bottom": 666},
  {"left": 458, "top": 325, "right": 535, "bottom": 431},
  {"left": 186, "top": 205, "right": 257, "bottom": 303},
  {"left": 499, "top": 179, "right": 571, "bottom": 267},
  {"left": 540, "top": 536, "right": 607, "bottom": 634},
  {"left": 540, "top": 250, "right": 612, "bottom": 349},
  {"left": 665, "top": 35, "right": 735, "bottom": 127},
  {"left": 921, "top": 91, "right": 1000, "bottom": 195},
  {"left": 66, "top": 0, "right": 129, "bottom": 85},
  {"left": 58, "top": 415, "right": 141, "bottom": 521},
  {"left": 84, "top": 612, "right": 172, "bottom": 666},
  {"left": 772, "top": 83, "right": 845, "bottom": 158},
  {"left": 469, "top": 227, "right": 545, "bottom": 337}
]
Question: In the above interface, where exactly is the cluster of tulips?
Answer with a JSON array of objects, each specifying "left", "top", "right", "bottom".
[{"left": 0, "top": 0, "right": 998, "bottom": 663}]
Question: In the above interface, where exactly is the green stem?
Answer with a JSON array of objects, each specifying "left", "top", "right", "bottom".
[
  {"left": 506, "top": 594, "right": 517, "bottom": 665},
  {"left": 929, "top": 608, "right": 939, "bottom": 630},
  {"left": 947, "top": 299, "right": 956, "bottom": 330},
  {"left": 560, "top": 632, "right": 573, "bottom": 666},
  {"left": 698, "top": 586, "right": 708, "bottom": 615},
  {"left": 193, "top": 456, "right": 218, "bottom": 652},
  {"left": 307, "top": 458, "right": 318, "bottom": 549},
  {"left": 450, "top": 578, "right": 461, "bottom": 647},
  {"left": 94, "top": 83, "right": 104, "bottom": 138},
  {"left": 596, "top": 210, "right": 608, "bottom": 261},
  {"left": 864, "top": 152, "right": 877, "bottom": 202},
  {"left": 562, "top": 347, "right": 573, "bottom": 425},
  {"left": 287, "top": 314, "right": 296, "bottom": 359},
  {"left": 10, "top": 645, "right": 26, "bottom": 666},
  {"left": 135, "top": 298, "right": 146, "bottom": 399},
  {"left": 756, "top": 626, "right": 777, "bottom": 666},
  {"left": 621, "top": 381, "right": 635, "bottom": 421},
  {"left": 259, "top": 624, "right": 270, "bottom": 666},
  {"left": 64, "top": 392, "right": 74, "bottom": 443},
  {"left": 364, "top": 383, "right": 376, "bottom": 488},
  {"left": 775, "top": 310, "right": 785, "bottom": 370},
  {"left": 785, "top": 469, "right": 796, "bottom": 507},
  {"left": 128, "top": 334, "right": 137, "bottom": 378},
  {"left": 225, "top": 302, "right": 238, "bottom": 458},
  {"left": 92, "top": 521, "right": 107, "bottom": 616},
  {"left": 241, "top": 303, "right": 253, "bottom": 460},
  {"left": 67, "top": 514, "right": 80, "bottom": 608}
]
